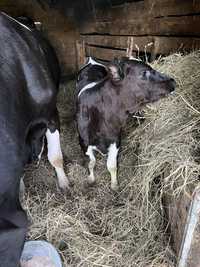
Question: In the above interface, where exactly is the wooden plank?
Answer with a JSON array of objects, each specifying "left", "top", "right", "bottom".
[
  {"left": 153, "top": 37, "right": 200, "bottom": 55},
  {"left": 95, "top": 1, "right": 146, "bottom": 22},
  {"left": 84, "top": 35, "right": 200, "bottom": 60},
  {"left": 76, "top": 40, "right": 86, "bottom": 70},
  {"left": 164, "top": 191, "right": 191, "bottom": 255},
  {"left": 88, "top": 0, "right": 200, "bottom": 23},
  {"left": 80, "top": 16, "right": 200, "bottom": 36},
  {"left": 147, "top": 0, "right": 200, "bottom": 17},
  {"left": 85, "top": 45, "right": 127, "bottom": 61},
  {"left": 83, "top": 35, "right": 154, "bottom": 52}
]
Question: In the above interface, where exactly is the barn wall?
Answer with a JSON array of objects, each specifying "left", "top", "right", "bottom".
[
  {"left": 0, "top": 0, "right": 78, "bottom": 77},
  {"left": 77, "top": 0, "right": 200, "bottom": 66}
]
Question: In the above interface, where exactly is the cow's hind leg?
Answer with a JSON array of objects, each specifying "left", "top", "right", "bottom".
[
  {"left": 46, "top": 109, "right": 70, "bottom": 190},
  {"left": 46, "top": 110, "right": 69, "bottom": 190},
  {"left": 86, "top": 146, "right": 96, "bottom": 185},
  {"left": 46, "top": 128, "right": 69, "bottom": 190},
  {"left": 107, "top": 143, "right": 119, "bottom": 191}
]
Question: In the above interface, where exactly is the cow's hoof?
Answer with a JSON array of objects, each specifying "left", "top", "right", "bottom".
[
  {"left": 87, "top": 180, "right": 96, "bottom": 187},
  {"left": 111, "top": 183, "right": 119, "bottom": 192},
  {"left": 58, "top": 179, "right": 71, "bottom": 193},
  {"left": 87, "top": 178, "right": 96, "bottom": 186},
  {"left": 87, "top": 174, "right": 96, "bottom": 186}
]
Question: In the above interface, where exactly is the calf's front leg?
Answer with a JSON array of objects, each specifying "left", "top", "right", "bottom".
[
  {"left": 86, "top": 146, "right": 96, "bottom": 185},
  {"left": 107, "top": 143, "right": 119, "bottom": 191}
]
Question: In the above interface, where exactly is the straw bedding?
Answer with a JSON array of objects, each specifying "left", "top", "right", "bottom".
[{"left": 22, "top": 51, "right": 200, "bottom": 266}]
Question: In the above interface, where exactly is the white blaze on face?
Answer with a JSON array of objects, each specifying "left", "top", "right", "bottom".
[
  {"left": 107, "top": 143, "right": 119, "bottom": 191},
  {"left": 78, "top": 82, "right": 98, "bottom": 98},
  {"left": 46, "top": 129, "right": 69, "bottom": 190}
]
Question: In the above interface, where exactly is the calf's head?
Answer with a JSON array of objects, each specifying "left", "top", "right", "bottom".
[{"left": 108, "top": 58, "right": 175, "bottom": 112}]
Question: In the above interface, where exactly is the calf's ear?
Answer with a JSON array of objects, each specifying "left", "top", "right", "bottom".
[{"left": 108, "top": 63, "right": 124, "bottom": 82}]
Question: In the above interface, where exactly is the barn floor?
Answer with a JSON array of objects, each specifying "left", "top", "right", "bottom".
[{"left": 22, "top": 51, "right": 200, "bottom": 267}]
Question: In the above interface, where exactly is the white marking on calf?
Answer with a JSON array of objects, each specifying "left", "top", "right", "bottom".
[
  {"left": 2, "top": 12, "right": 32, "bottom": 31},
  {"left": 78, "top": 82, "right": 98, "bottom": 98},
  {"left": 46, "top": 129, "right": 69, "bottom": 190},
  {"left": 107, "top": 143, "right": 119, "bottom": 191},
  {"left": 79, "top": 57, "right": 106, "bottom": 72},
  {"left": 88, "top": 57, "right": 106, "bottom": 67},
  {"left": 86, "top": 146, "right": 96, "bottom": 184}
]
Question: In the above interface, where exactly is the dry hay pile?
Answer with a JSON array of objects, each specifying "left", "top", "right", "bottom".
[{"left": 23, "top": 51, "right": 200, "bottom": 267}]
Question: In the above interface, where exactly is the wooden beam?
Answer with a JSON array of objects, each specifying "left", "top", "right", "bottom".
[
  {"left": 83, "top": 35, "right": 154, "bottom": 52},
  {"left": 153, "top": 37, "right": 200, "bottom": 55},
  {"left": 95, "top": 1, "right": 146, "bottom": 22},
  {"left": 80, "top": 16, "right": 200, "bottom": 36},
  {"left": 76, "top": 40, "right": 86, "bottom": 70},
  {"left": 147, "top": 0, "right": 200, "bottom": 17},
  {"left": 84, "top": 35, "right": 200, "bottom": 61},
  {"left": 85, "top": 45, "right": 127, "bottom": 61}
]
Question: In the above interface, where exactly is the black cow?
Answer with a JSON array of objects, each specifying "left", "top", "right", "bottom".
[
  {"left": 76, "top": 57, "right": 175, "bottom": 191},
  {"left": 0, "top": 12, "right": 69, "bottom": 266}
]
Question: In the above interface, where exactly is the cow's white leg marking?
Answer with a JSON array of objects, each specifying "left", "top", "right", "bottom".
[
  {"left": 107, "top": 143, "right": 119, "bottom": 191},
  {"left": 37, "top": 136, "right": 45, "bottom": 166},
  {"left": 46, "top": 129, "right": 69, "bottom": 190},
  {"left": 86, "top": 146, "right": 96, "bottom": 184},
  {"left": 19, "top": 177, "right": 25, "bottom": 197}
]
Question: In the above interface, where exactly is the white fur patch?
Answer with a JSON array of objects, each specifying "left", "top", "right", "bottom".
[
  {"left": 107, "top": 143, "right": 119, "bottom": 169},
  {"left": 78, "top": 82, "right": 98, "bottom": 98},
  {"left": 86, "top": 145, "right": 96, "bottom": 183},
  {"left": 46, "top": 129, "right": 69, "bottom": 189},
  {"left": 80, "top": 56, "right": 106, "bottom": 72},
  {"left": 88, "top": 57, "right": 106, "bottom": 67},
  {"left": 2, "top": 12, "right": 32, "bottom": 31},
  {"left": 86, "top": 146, "right": 96, "bottom": 160},
  {"left": 46, "top": 129, "right": 62, "bottom": 160},
  {"left": 107, "top": 143, "right": 119, "bottom": 190}
]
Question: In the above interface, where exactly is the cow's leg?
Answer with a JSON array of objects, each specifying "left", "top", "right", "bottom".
[
  {"left": 107, "top": 143, "right": 119, "bottom": 191},
  {"left": 46, "top": 128, "right": 69, "bottom": 190},
  {"left": 19, "top": 177, "right": 25, "bottom": 197},
  {"left": 37, "top": 136, "right": 45, "bottom": 166},
  {"left": 86, "top": 146, "right": 96, "bottom": 184}
]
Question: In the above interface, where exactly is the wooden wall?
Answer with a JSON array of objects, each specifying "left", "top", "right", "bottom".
[
  {"left": 0, "top": 0, "right": 78, "bottom": 77},
  {"left": 1, "top": 0, "right": 200, "bottom": 74},
  {"left": 77, "top": 0, "right": 200, "bottom": 66}
]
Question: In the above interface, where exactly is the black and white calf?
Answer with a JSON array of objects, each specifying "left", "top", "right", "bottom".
[
  {"left": 76, "top": 57, "right": 175, "bottom": 190},
  {"left": 0, "top": 12, "right": 68, "bottom": 266}
]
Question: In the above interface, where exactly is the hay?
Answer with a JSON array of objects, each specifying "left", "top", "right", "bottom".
[{"left": 23, "top": 51, "right": 200, "bottom": 267}]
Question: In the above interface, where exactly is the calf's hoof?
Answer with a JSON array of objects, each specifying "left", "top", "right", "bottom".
[
  {"left": 87, "top": 175, "right": 96, "bottom": 186},
  {"left": 111, "top": 182, "right": 119, "bottom": 192},
  {"left": 58, "top": 178, "right": 71, "bottom": 192}
]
